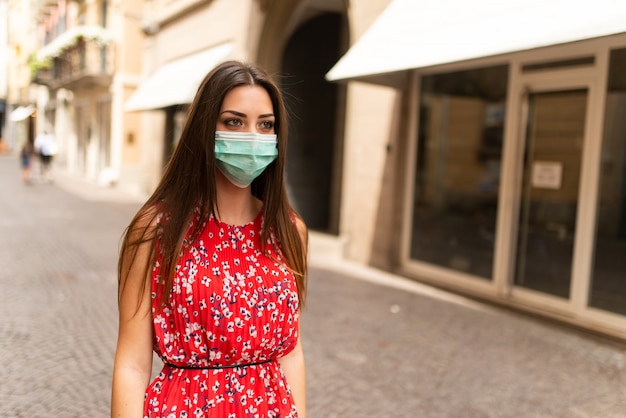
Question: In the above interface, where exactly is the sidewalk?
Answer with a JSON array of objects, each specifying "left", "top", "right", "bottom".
[{"left": 1, "top": 155, "right": 625, "bottom": 417}]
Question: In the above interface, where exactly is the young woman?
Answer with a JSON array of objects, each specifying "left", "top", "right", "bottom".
[{"left": 111, "top": 61, "right": 308, "bottom": 418}]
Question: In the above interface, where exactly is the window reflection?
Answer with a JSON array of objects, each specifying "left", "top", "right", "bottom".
[
  {"left": 411, "top": 66, "right": 508, "bottom": 278},
  {"left": 589, "top": 48, "right": 626, "bottom": 314}
]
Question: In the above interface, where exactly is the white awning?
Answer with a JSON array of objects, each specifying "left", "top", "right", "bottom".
[
  {"left": 125, "top": 43, "right": 233, "bottom": 111},
  {"left": 9, "top": 105, "right": 34, "bottom": 121},
  {"left": 326, "top": 0, "right": 626, "bottom": 82}
]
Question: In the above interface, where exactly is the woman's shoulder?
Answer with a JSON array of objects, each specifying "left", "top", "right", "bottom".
[{"left": 131, "top": 203, "right": 168, "bottom": 232}]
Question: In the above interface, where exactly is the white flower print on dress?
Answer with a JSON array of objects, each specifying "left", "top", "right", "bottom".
[{"left": 145, "top": 210, "right": 299, "bottom": 417}]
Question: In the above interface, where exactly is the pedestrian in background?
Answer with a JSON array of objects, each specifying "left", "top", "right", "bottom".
[
  {"left": 111, "top": 61, "right": 308, "bottom": 417},
  {"left": 20, "top": 141, "right": 34, "bottom": 184},
  {"left": 34, "top": 129, "right": 57, "bottom": 182}
]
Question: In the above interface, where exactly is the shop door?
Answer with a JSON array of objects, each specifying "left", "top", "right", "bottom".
[{"left": 513, "top": 87, "right": 587, "bottom": 299}]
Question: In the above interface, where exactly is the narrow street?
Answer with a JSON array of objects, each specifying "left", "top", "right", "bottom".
[{"left": 0, "top": 154, "right": 625, "bottom": 418}]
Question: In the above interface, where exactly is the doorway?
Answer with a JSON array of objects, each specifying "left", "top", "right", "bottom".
[
  {"left": 514, "top": 88, "right": 587, "bottom": 298},
  {"left": 281, "top": 13, "right": 344, "bottom": 234},
  {"left": 75, "top": 104, "right": 89, "bottom": 175}
]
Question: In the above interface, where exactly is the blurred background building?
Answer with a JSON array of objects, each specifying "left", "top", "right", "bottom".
[{"left": 2, "top": 0, "right": 626, "bottom": 341}]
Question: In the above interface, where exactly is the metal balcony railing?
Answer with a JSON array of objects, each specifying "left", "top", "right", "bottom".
[{"left": 33, "top": 37, "right": 115, "bottom": 90}]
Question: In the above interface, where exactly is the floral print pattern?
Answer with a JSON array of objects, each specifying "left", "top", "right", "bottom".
[{"left": 144, "top": 210, "right": 300, "bottom": 417}]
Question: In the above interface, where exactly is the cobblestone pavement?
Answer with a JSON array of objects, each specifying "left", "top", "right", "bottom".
[{"left": 1, "top": 154, "right": 625, "bottom": 418}]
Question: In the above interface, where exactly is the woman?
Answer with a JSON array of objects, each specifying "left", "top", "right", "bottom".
[{"left": 111, "top": 61, "right": 308, "bottom": 417}]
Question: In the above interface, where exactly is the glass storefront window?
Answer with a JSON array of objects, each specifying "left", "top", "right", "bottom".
[
  {"left": 410, "top": 65, "right": 508, "bottom": 279},
  {"left": 589, "top": 48, "right": 626, "bottom": 315},
  {"left": 514, "top": 89, "right": 587, "bottom": 298}
]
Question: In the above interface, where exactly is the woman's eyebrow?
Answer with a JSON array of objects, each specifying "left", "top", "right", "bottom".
[
  {"left": 220, "top": 110, "right": 274, "bottom": 118},
  {"left": 221, "top": 110, "right": 246, "bottom": 117}
]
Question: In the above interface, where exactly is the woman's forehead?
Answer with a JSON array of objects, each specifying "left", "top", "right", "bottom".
[{"left": 221, "top": 85, "right": 273, "bottom": 115}]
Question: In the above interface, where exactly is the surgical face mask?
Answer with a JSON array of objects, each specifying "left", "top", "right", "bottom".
[{"left": 214, "top": 131, "right": 278, "bottom": 188}]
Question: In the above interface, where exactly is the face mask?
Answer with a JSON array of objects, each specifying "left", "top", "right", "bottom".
[{"left": 214, "top": 131, "right": 278, "bottom": 188}]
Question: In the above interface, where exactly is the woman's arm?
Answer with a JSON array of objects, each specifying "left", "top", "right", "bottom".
[
  {"left": 278, "top": 335, "right": 306, "bottom": 418},
  {"left": 111, "top": 222, "right": 155, "bottom": 418},
  {"left": 279, "top": 214, "right": 308, "bottom": 417}
]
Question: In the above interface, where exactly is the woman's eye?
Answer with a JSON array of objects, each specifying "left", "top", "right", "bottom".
[
  {"left": 259, "top": 120, "right": 274, "bottom": 130},
  {"left": 225, "top": 118, "right": 242, "bottom": 127}
]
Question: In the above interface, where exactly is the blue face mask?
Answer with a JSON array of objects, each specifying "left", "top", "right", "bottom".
[{"left": 214, "top": 131, "right": 278, "bottom": 188}]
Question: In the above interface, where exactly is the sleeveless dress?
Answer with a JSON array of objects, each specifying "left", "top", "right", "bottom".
[{"left": 144, "top": 209, "right": 300, "bottom": 417}]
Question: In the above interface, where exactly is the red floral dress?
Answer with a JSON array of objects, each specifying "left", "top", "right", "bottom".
[{"left": 144, "top": 210, "right": 300, "bottom": 417}]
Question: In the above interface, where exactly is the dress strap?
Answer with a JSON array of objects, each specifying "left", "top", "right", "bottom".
[{"left": 164, "top": 358, "right": 273, "bottom": 370}]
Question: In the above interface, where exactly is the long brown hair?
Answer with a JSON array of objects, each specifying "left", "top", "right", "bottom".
[{"left": 118, "top": 60, "right": 307, "bottom": 310}]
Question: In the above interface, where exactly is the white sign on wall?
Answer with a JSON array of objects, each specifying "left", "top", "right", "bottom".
[{"left": 531, "top": 161, "right": 563, "bottom": 189}]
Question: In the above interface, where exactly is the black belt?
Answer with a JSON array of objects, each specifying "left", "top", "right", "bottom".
[{"left": 164, "top": 358, "right": 273, "bottom": 370}]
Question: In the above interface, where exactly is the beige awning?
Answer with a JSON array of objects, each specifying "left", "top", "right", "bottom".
[
  {"left": 125, "top": 42, "right": 233, "bottom": 111},
  {"left": 326, "top": 0, "right": 626, "bottom": 82},
  {"left": 9, "top": 105, "right": 35, "bottom": 121}
]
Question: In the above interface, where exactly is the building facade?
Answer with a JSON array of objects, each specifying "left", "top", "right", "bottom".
[
  {"left": 328, "top": 0, "right": 626, "bottom": 340},
  {"left": 28, "top": 0, "right": 144, "bottom": 186},
  {"left": 3, "top": 0, "right": 42, "bottom": 153},
  {"left": 17, "top": 0, "right": 626, "bottom": 340}
]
